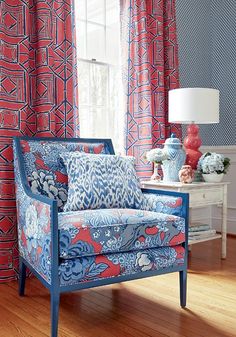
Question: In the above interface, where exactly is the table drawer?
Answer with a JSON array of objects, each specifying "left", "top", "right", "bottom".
[{"left": 189, "top": 188, "right": 223, "bottom": 206}]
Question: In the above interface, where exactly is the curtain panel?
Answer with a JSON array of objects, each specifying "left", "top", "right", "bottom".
[
  {"left": 121, "top": 0, "right": 181, "bottom": 178},
  {"left": 0, "top": 0, "right": 78, "bottom": 281}
]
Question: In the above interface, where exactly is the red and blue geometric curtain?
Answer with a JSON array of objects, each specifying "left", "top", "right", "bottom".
[
  {"left": 121, "top": 0, "right": 181, "bottom": 178},
  {"left": 0, "top": 0, "right": 78, "bottom": 282}
]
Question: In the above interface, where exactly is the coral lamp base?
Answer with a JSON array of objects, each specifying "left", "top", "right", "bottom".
[{"left": 183, "top": 124, "right": 202, "bottom": 170}]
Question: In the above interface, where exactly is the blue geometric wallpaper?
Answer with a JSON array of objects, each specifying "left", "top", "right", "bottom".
[{"left": 176, "top": 0, "right": 236, "bottom": 146}]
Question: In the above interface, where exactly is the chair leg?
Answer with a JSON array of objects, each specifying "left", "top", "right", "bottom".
[
  {"left": 51, "top": 291, "right": 60, "bottom": 337},
  {"left": 179, "top": 270, "right": 187, "bottom": 308},
  {"left": 19, "top": 257, "right": 26, "bottom": 296}
]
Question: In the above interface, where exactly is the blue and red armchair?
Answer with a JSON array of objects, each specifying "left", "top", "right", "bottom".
[{"left": 13, "top": 137, "right": 189, "bottom": 337}]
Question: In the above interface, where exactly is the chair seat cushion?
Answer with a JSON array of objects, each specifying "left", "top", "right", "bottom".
[
  {"left": 58, "top": 245, "right": 185, "bottom": 286},
  {"left": 58, "top": 208, "right": 185, "bottom": 259}
]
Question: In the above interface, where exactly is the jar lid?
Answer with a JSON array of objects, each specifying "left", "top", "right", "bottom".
[{"left": 164, "top": 133, "right": 182, "bottom": 146}]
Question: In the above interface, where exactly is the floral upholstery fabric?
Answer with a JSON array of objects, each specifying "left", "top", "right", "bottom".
[
  {"left": 141, "top": 193, "right": 184, "bottom": 217},
  {"left": 60, "top": 153, "right": 144, "bottom": 212},
  {"left": 59, "top": 245, "right": 185, "bottom": 286},
  {"left": 58, "top": 208, "right": 185, "bottom": 259},
  {"left": 14, "top": 142, "right": 52, "bottom": 283},
  {"left": 14, "top": 138, "right": 187, "bottom": 288},
  {"left": 21, "top": 140, "right": 110, "bottom": 211}
]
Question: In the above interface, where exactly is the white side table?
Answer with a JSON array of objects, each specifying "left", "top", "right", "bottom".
[{"left": 141, "top": 181, "right": 228, "bottom": 259}]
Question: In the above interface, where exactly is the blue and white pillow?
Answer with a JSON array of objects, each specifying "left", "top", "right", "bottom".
[{"left": 60, "top": 153, "right": 144, "bottom": 212}]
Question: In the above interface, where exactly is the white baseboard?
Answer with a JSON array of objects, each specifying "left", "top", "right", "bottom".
[{"left": 212, "top": 217, "right": 236, "bottom": 235}]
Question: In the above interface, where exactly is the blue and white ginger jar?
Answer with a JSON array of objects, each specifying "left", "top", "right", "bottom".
[{"left": 161, "top": 133, "right": 186, "bottom": 182}]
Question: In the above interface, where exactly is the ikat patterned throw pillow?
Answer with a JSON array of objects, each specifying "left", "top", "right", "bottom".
[{"left": 60, "top": 153, "right": 144, "bottom": 212}]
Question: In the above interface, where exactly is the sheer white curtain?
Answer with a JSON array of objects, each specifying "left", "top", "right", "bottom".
[{"left": 75, "top": 0, "right": 124, "bottom": 153}]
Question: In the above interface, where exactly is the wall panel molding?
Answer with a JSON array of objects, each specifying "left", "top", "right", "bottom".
[{"left": 190, "top": 145, "right": 236, "bottom": 234}]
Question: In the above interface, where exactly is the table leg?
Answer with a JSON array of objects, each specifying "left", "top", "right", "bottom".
[
  {"left": 209, "top": 205, "right": 212, "bottom": 229},
  {"left": 221, "top": 185, "right": 227, "bottom": 259}
]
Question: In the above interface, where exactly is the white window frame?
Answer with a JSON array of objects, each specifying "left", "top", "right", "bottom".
[{"left": 75, "top": 0, "right": 124, "bottom": 153}]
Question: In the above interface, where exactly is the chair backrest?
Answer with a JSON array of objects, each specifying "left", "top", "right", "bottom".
[{"left": 16, "top": 137, "right": 114, "bottom": 211}]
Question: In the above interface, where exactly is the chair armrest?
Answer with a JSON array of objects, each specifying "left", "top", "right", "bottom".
[
  {"left": 142, "top": 187, "right": 188, "bottom": 222},
  {"left": 13, "top": 140, "right": 58, "bottom": 285},
  {"left": 141, "top": 188, "right": 189, "bottom": 246}
]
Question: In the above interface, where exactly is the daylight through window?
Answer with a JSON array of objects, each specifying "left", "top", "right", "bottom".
[{"left": 75, "top": 0, "right": 124, "bottom": 153}]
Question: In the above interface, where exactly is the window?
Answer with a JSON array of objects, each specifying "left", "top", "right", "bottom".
[{"left": 75, "top": 0, "right": 124, "bottom": 153}]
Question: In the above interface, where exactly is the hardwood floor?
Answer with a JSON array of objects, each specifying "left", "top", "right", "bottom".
[{"left": 0, "top": 238, "right": 236, "bottom": 337}]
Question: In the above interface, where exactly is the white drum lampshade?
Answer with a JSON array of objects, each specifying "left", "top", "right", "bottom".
[
  {"left": 168, "top": 88, "right": 219, "bottom": 124},
  {"left": 168, "top": 88, "right": 220, "bottom": 169}
]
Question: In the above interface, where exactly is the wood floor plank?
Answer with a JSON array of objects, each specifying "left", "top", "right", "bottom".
[
  {"left": 0, "top": 304, "right": 48, "bottom": 337},
  {"left": 0, "top": 238, "right": 236, "bottom": 337}
]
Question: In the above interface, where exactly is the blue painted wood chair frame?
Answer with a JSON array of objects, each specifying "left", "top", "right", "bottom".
[{"left": 14, "top": 136, "right": 189, "bottom": 337}]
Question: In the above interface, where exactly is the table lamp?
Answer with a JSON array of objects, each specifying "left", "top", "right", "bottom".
[{"left": 168, "top": 88, "right": 219, "bottom": 169}]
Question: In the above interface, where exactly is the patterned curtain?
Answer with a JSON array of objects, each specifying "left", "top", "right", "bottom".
[
  {"left": 121, "top": 0, "right": 181, "bottom": 178},
  {"left": 0, "top": 0, "right": 78, "bottom": 281}
]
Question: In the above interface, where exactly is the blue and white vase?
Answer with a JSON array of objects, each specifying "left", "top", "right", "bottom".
[{"left": 161, "top": 133, "right": 186, "bottom": 182}]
